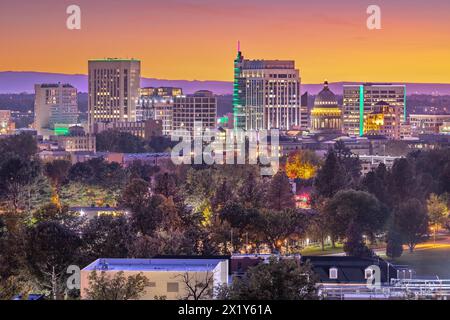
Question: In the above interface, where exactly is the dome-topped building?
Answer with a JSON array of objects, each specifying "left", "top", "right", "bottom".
[{"left": 310, "top": 81, "right": 342, "bottom": 134}]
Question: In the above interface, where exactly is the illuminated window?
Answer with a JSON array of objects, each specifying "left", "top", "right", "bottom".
[{"left": 329, "top": 268, "right": 338, "bottom": 280}]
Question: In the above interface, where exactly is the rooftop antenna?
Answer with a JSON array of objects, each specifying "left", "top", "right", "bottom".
[{"left": 238, "top": 40, "right": 241, "bottom": 53}]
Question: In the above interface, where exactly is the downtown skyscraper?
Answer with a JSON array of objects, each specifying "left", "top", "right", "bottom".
[
  {"left": 233, "top": 49, "right": 301, "bottom": 131},
  {"left": 88, "top": 59, "right": 141, "bottom": 131},
  {"left": 343, "top": 83, "right": 406, "bottom": 137}
]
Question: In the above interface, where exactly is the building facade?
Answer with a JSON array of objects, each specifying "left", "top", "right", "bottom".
[
  {"left": 300, "top": 92, "right": 310, "bottom": 131},
  {"left": 310, "top": 81, "right": 342, "bottom": 135},
  {"left": 54, "top": 134, "right": 96, "bottom": 152},
  {"left": 343, "top": 84, "right": 406, "bottom": 137},
  {"left": 94, "top": 119, "right": 163, "bottom": 140},
  {"left": 88, "top": 59, "right": 141, "bottom": 130},
  {"left": 81, "top": 258, "right": 229, "bottom": 300},
  {"left": 0, "top": 110, "right": 15, "bottom": 135},
  {"left": 34, "top": 83, "right": 78, "bottom": 137},
  {"left": 409, "top": 114, "right": 450, "bottom": 136},
  {"left": 137, "top": 87, "right": 182, "bottom": 135},
  {"left": 234, "top": 50, "right": 301, "bottom": 131},
  {"left": 364, "top": 101, "right": 401, "bottom": 140},
  {"left": 173, "top": 90, "right": 217, "bottom": 137}
]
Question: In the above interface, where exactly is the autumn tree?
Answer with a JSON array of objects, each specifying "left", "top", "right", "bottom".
[
  {"left": 285, "top": 150, "right": 320, "bottom": 180},
  {"left": 426, "top": 193, "right": 448, "bottom": 242}
]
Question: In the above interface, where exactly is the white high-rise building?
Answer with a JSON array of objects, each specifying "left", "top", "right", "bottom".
[
  {"left": 88, "top": 59, "right": 141, "bottom": 131},
  {"left": 34, "top": 83, "right": 78, "bottom": 137},
  {"left": 343, "top": 84, "right": 406, "bottom": 137},
  {"left": 234, "top": 50, "right": 301, "bottom": 131}
]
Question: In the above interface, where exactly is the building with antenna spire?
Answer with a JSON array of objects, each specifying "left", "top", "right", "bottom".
[{"left": 233, "top": 45, "right": 301, "bottom": 131}]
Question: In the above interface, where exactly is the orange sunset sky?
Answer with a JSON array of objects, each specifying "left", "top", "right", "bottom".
[{"left": 1, "top": 0, "right": 450, "bottom": 83}]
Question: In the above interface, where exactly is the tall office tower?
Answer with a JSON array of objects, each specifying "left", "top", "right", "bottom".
[
  {"left": 173, "top": 90, "right": 217, "bottom": 137},
  {"left": 233, "top": 49, "right": 301, "bottom": 131},
  {"left": 137, "top": 87, "right": 183, "bottom": 135},
  {"left": 343, "top": 83, "right": 406, "bottom": 137},
  {"left": 34, "top": 83, "right": 78, "bottom": 137},
  {"left": 88, "top": 59, "right": 141, "bottom": 131}
]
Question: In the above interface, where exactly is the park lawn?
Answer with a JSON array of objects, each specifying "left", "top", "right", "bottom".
[
  {"left": 382, "top": 245, "right": 450, "bottom": 279},
  {"left": 300, "top": 243, "right": 344, "bottom": 256}
]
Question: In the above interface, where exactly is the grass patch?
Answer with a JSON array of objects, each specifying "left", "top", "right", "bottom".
[
  {"left": 300, "top": 243, "right": 344, "bottom": 256},
  {"left": 382, "top": 246, "right": 450, "bottom": 278}
]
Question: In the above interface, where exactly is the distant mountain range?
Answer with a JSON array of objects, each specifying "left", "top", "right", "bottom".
[{"left": 2, "top": 71, "right": 450, "bottom": 95}]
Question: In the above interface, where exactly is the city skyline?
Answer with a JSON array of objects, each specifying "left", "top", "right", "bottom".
[{"left": 2, "top": 0, "right": 450, "bottom": 83}]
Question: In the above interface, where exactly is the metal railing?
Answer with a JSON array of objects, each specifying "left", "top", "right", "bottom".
[{"left": 320, "top": 280, "right": 450, "bottom": 300}]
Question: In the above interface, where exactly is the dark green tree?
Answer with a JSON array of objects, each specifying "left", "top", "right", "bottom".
[
  {"left": 266, "top": 171, "right": 295, "bottom": 211},
  {"left": 343, "top": 223, "right": 374, "bottom": 258},
  {"left": 154, "top": 172, "right": 179, "bottom": 198},
  {"left": 0, "top": 157, "right": 41, "bottom": 212},
  {"left": 96, "top": 130, "right": 146, "bottom": 153},
  {"left": 80, "top": 215, "right": 134, "bottom": 264},
  {"left": 119, "top": 179, "right": 165, "bottom": 235},
  {"left": 313, "top": 149, "right": 348, "bottom": 200},
  {"left": 388, "top": 158, "right": 417, "bottom": 203},
  {"left": 24, "top": 221, "right": 81, "bottom": 299},
  {"left": 44, "top": 160, "right": 71, "bottom": 188},
  {"left": 393, "top": 198, "right": 429, "bottom": 253},
  {"left": 324, "top": 190, "right": 389, "bottom": 249},
  {"left": 237, "top": 171, "right": 264, "bottom": 209},
  {"left": 0, "top": 133, "right": 38, "bottom": 161},
  {"left": 334, "top": 140, "right": 361, "bottom": 181},
  {"left": 361, "top": 163, "right": 390, "bottom": 207},
  {"left": 126, "top": 160, "right": 160, "bottom": 183},
  {"left": 32, "top": 203, "right": 74, "bottom": 223},
  {"left": 260, "top": 209, "right": 308, "bottom": 252},
  {"left": 386, "top": 229, "right": 404, "bottom": 258},
  {"left": 219, "top": 257, "right": 317, "bottom": 300}
]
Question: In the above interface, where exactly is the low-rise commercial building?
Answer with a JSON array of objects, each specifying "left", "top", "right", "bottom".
[
  {"left": 0, "top": 110, "right": 16, "bottom": 135},
  {"left": 409, "top": 114, "right": 450, "bottom": 136},
  {"left": 80, "top": 258, "right": 229, "bottom": 300}
]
